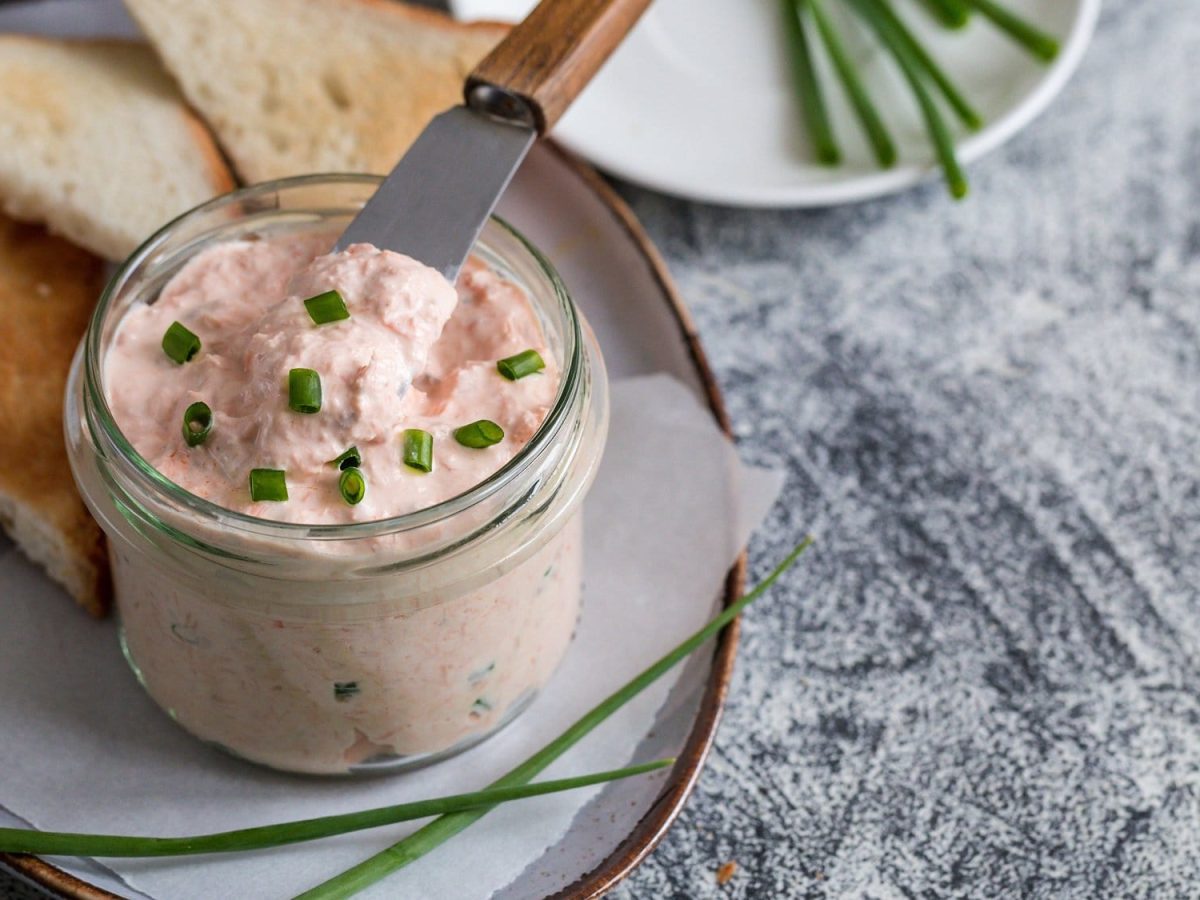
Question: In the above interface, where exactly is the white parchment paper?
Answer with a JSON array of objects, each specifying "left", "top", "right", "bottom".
[{"left": 0, "top": 375, "right": 782, "bottom": 899}]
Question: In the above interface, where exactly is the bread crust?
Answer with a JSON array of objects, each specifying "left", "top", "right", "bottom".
[
  {"left": 123, "top": 0, "right": 511, "bottom": 182},
  {"left": 0, "top": 213, "right": 110, "bottom": 615},
  {"left": 0, "top": 35, "right": 235, "bottom": 259}
]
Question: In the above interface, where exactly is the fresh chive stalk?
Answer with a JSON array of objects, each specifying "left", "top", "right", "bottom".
[
  {"left": 847, "top": 0, "right": 969, "bottom": 198},
  {"left": 303, "top": 290, "right": 350, "bottom": 325},
  {"left": 338, "top": 468, "right": 366, "bottom": 506},
  {"left": 0, "top": 760, "right": 674, "bottom": 858},
  {"left": 181, "top": 401, "right": 213, "bottom": 448},
  {"left": 781, "top": 0, "right": 840, "bottom": 165},
  {"left": 869, "top": 0, "right": 982, "bottom": 129},
  {"left": 806, "top": 0, "right": 897, "bottom": 167},
  {"left": 918, "top": 0, "right": 970, "bottom": 28},
  {"left": 453, "top": 420, "right": 505, "bottom": 449},
  {"left": 248, "top": 468, "right": 288, "bottom": 502},
  {"left": 288, "top": 368, "right": 322, "bottom": 415},
  {"left": 402, "top": 429, "right": 433, "bottom": 473},
  {"left": 963, "top": 0, "right": 1059, "bottom": 61},
  {"left": 161, "top": 321, "right": 201, "bottom": 365},
  {"left": 296, "top": 537, "right": 814, "bottom": 899},
  {"left": 496, "top": 349, "right": 546, "bottom": 381}
]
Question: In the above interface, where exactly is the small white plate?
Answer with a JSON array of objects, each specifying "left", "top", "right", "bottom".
[{"left": 452, "top": 0, "right": 1100, "bottom": 207}]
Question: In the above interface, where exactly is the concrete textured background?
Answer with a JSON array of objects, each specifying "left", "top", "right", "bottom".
[
  {"left": 5, "top": 0, "right": 1199, "bottom": 898},
  {"left": 607, "top": 1, "right": 1200, "bottom": 897}
]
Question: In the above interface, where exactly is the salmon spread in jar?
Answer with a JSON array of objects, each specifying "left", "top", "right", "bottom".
[{"left": 66, "top": 176, "right": 609, "bottom": 774}]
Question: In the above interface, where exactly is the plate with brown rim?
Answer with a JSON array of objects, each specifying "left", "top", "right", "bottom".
[{"left": 0, "top": 2, "right": 745, "bottom": 897}]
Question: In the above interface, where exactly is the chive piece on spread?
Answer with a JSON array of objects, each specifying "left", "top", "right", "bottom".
[
  {"left": 288, "top": 368, "right": 322, "bottom": 414},
  {"left": 303, "top": 289, "right": 350, "bottom": 325},
  {"left": 454, "top": 420, "right": 504, "bottom": 449},
  {"left": 327, "top": 446, "right": 361, "bottom": 470},
  {"left": 181, "top": 401, "right": 213, "bottom": 447},
  {"left": 249, "top": 468, "right": 288, "bottom": 502},
  {"left": 161, "top": 321, "right": 201, "bottom": 364},
  {"left": 334, "top": 682, "right": 359, "bottom": 702},
  {"left": 339, "top": 468, "right": 366, "bottom": 506},
  {"left": 496, "top": 349, "right": 545, "bottom": 381},
  {"left": 402, "top": 428, "right": 433, "bottom": 473},
  {"left": 470, "top": 698, "right": 493, "bottom": 717}
]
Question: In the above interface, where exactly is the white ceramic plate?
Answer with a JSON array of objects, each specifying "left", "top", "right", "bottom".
[
  {"left": 0, "top": 2, "right": 741, "bottom": 898},
  {"left": 452, "top": 0, "right": 1099, "bottom": 207}
]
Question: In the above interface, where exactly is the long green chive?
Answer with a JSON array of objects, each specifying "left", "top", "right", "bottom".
[
  {"left": 868, "top": 0, "right": 982, "bottom": 130},
  {"left": 327, "top": 446, "right": 361, "bottom": 470},
  {"left": 249, "top": 468, "right": 288, "bottom": 502},
  {"left": 339, "top": 468, "right": 366, "bottom": 506},
  {"left": 781, "top": 0, "right": 840, "bottom": 165},
  {"left": 303, "top": 289, "right": 350, "bottom": 325},
  {"left": 963, "top": 0, "right": 1059, "bottom": 61},
  {"left": 848, "top": 0, "right": 969, "bottom": 198},
  {"left": 181, "top": 401, "right": 213, "bottom": 447},
  {"left": 161, "top": 321, "right": 200, "bottom": 365},
  {"left": 454, "top": 420, "right": 504, "bottom": 449},
  {"left": 402, "top": 429, "right": 433, "bottom": 472},
  {"left": 918, "top": 0, "right": 969, "bottom": 28},
  {"left": 0, "top": 760, "right": 674, "bottom": 858},
  {"left": 297, "top": 537, "right": 814, "bottom": 899},
  {"left": 807, "top": 0, "right": 897, "bottom": 167},
  {"left": 496, "top": 349, "right": 546, "bottom": 381},
  {"left": 288, "top": 368, "right": 322, "bottom": 414}
]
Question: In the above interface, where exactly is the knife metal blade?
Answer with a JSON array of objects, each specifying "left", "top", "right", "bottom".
[{"left": 334, "top": 106, "right": 535, "bottom": 282}]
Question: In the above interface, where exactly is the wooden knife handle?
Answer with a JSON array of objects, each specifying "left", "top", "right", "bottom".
[{"left": 465, "top": 0, "right": 653, "bottom": 135}]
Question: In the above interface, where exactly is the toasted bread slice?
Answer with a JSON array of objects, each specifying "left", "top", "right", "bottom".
[
  {"left": 123, "top": 0, "right": 508, "bottom": 182},
  {"left": 0, "top": 214, "right": 110, "bottom": 615},
  {"left": 0, "top": 36, "right": 233, "bottom": 261}
]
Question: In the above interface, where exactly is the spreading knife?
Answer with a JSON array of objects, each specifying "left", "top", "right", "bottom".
[{"left": 335, "top": 0, "right": 653, "bottom": 281}]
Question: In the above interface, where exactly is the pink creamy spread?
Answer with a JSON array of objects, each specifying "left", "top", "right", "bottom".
[
  {"left": 105, "top": 232, "right": 559, "bottom": 522},
  {"left": 99, "top": 231, "right": 583, "bottom": 774}
]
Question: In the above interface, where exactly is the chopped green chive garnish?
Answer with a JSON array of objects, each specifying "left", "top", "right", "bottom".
[
  {"left": 402, "top": 429, "right": 433, "bottom": 472},
  {"left": 334, "top": 682, "right": 359, "bottom": 701},
  {"left": 327, "top": 446, "right": 361, "bottom": 470},
  {"left": 288, "top": 368, "right": 322, "bottom": 414},
  {"left": 470, "top": 698, "right": 493, "bottom": 717},
  {"left": 496, "top": 349, "right": 546, "bottom": 381},
  {"left": 303, "top": 289, "right": 350, "bottom": 325},
  {"left": 454, "top": 420, "right": 504, "bottom": 449},
  {"left": 161, "top": 321, "right": 201, "bottom": 364},
  {"left": 181, "top": 401, "right": 213, "bottom": 447},
  {"left": 248, "top": 468, "right": 288, "bottom": 502},
  {"left": 339, "top": 468, "right": 366, "bottom": 506}
]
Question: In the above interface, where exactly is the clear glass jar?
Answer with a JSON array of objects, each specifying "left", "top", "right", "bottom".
[{"left": 64, "top": 175, "right": 608, "bottom": 775}]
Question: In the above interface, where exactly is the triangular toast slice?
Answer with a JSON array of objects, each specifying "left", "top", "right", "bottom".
[
  {"left": 123, "top": 0, "right": 508, "bottom": 182},
  {"left": 0, "top": 36, "right": 234, "bottom": 261},
  {"left": 0, "top": 213, "right": 109, "bottom": 615}
]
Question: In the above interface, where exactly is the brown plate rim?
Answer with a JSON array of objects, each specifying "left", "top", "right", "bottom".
[{"left": 1, "top": 143, "right": 743, "bottom": 900}]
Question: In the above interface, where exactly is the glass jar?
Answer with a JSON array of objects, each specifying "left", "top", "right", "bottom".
[{"left": 64, "top": 175, "right": 608, "bottom": 775}]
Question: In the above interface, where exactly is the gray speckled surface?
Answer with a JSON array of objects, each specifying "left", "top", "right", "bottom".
[
  {"left": 608, "top": 1, "right": 1200, "bottom": 897},
  {"left": 5, "top": 1, "right": 1199, "bottom": 899}
]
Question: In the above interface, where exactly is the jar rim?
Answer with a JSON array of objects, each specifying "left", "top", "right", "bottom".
[{"left": 83, "top": 173, "right": 585, "bottom": 541}]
